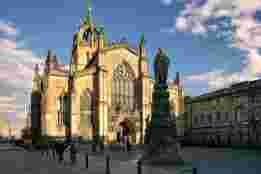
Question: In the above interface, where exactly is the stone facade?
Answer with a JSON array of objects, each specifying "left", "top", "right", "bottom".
[
  {"left": 30, "top": 5, "right": 185, "bottom": 144},
  {"left": 185, "top": 80, "right": 261, "bottom": 146}
]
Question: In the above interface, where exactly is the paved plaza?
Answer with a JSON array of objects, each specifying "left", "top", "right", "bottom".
[{"left": 0, "top": 145, "right": 261, "bottom": 174}]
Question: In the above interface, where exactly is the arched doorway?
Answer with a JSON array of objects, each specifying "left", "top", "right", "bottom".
[
  {"left": 118, "top": 118, "right": 136, "bottom": 144},
  {"left": 110, "top": 62, "right": 137, "bottom": 144},
  {"left": 80, "top": 89, "right": 93, "bottom": 140}
]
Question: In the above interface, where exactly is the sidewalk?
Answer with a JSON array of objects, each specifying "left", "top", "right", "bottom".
[
  {"left": 0, "top": 144, "right": 25, "bottom": 151},
  {"left": 59, "top": 147, "right": 193, "bottom": 174}
]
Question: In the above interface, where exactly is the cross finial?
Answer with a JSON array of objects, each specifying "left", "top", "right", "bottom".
[{"left": 84, "top": 0, "right": 93, "bottom": 25}]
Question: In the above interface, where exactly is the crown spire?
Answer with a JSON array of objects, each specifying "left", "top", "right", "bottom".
[
  {"left": 84, "top": 0, "right": 93, "bottom": 25},
  {"left": 139, "top": 33, "right": 145, "bottom": 47}
]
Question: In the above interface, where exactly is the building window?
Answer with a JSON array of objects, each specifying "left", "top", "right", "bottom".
[
  {"left": 208, "top": 114, "right": 212, "bottom": 123},
  {"left": 57, "top": 96, "right": 64, "bottom": 126},
  {"left": 194, "top": 116, "right": 198, "bottom": 125},
  {"left": 235, "top": 109, "right": 240, "bottom": 122},
  {"left": 216, "top": 98, "right": 220, "bottom": 104},
  {"left": 200, "top": 114, "right": 204, "bottom": 122},
  {"left": 216, "top": 111, "right": 221, "bottom": 121},
  {"left": 111, "top": 63, "right": 135, "bottom": 112},
  {"left": 225, "top": 112, "right": 229, "bottom": 121}
]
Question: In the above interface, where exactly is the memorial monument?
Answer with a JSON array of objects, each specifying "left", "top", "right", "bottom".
[{"left": 140, "top": 48, "right": 183, "bottom": 165}]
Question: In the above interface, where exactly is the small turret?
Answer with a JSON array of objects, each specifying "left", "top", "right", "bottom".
[
  {"left": 175, "top": 72, "right": 180, "bottom": 86},
  {"left": 53, "top": 55, "right": 58, "bottom": 65},
  {"left": 34, "top": 64, "right": 40, "bottom": 76},
  {"left": 83, "top": 0, "right": 93, "bottom": 26},
  {"left": 45, "top": 49, "right": 55, "bottom": 73},
  {"left": 96, "top": 26, "right": 106, "bottom": 50},
  {"left": 32, "top": 64, "right": 42, "bottom": 92},
  {"left": 138, "top": 33, "right": 149, "bottom": 76},
  {"left": 139, "top": 33, "right": 147, "bottom": 58}
]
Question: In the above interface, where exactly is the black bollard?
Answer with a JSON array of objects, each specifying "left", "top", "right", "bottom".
[
  {"left": 192, "top": 167, "right": 197, "bottom": 174},
  {"left": 85, "top": 152, "right": 88, "bottom": 168},
  {"left": 106, "top": 155, "right": 110, "bottom": 174},
  {"left": 92, "top": 142, "right": 96, "bottom": 152},
  {"left": 137, "top": 160, "right": 142, "bottom": 174}
]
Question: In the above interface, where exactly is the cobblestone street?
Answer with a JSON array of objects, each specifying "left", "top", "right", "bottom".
[{"left": 0, "top": 145, "right": 261, "bottom": 174}]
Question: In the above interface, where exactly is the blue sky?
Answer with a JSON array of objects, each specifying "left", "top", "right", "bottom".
[{"left": 0, "top": 0, "right": 261, "bottom": 136}]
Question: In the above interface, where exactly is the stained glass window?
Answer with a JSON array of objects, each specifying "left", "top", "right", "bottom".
[{"left": 112, "top": 64, "right": 135, "bottom": 112}]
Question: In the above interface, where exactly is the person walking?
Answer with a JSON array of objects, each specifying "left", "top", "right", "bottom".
[
  {"left": 122, "top": 126, "right": 129, "bottom": 152},
  {"left": 126, "top": 137, "right": 131, "bottom": 152},
  {"left": 56, "top": 142, "right": 66, "bottom": 164},
  {"left": 117, "top": 131, "right": 121, "bottom": 144},
  {"left": 70, "top": 143, "right": 77, "bottom": 165},
  {"left": 51, "top": 142, "right": 56, "bottom": 160}
]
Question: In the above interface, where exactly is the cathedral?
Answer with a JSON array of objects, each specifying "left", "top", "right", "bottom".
[{"left": 30, "top": 3, "right": 184, "bottom": 144}]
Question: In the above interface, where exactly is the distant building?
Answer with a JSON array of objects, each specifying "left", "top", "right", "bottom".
[
  {"left": 185, "top": 80, "right": 261, "bottom": 146},
  {"left": 30, "top": 2, "right": 185, "bottom": 144},
  {"left": 0, "top": 118, "right": 8, "bottom": 137}
]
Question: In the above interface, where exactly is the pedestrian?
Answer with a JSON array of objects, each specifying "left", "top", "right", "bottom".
[
  {"left": 127, "top": 137, "right": 131, "bottom": 152},
  {"left": 176, "top": 142, "right": 181, "bottom": 156},
  {"left": 117, "top": 131, "right": 121, "bottom": 144},
  {"left": 122, "top": 127, "right": 129, "bottom": 152},
  {"left": 56, "top": 143, "right": 65, "bottom": 164},
  {"left": 70, "top": 143, "right": 77, "bottom": 165},
  {"left": 40, "top": 144, "right": 45, "bottom": 158},
  {"left": 51, "top": 142, "right": 56, "bottom": 160},
  {"left": 46, "top": 143, "right": 51, "bottom": 159}
]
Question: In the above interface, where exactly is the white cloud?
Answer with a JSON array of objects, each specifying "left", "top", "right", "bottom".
[
  {"left": 172, "top": 0, "right": 261, "bottom": 93},
  {"left": 185, "top": 49, "right": 261, "bottom": 91},
  {"left": 0, "top": 38, "right": 17, "bottom": 49},
  {"left": 0, "top": 20, "right": 18, "bottom": 36},
  {"left": 0, "top": 19, "right": 43, "bottom": 137},
  {"left": 176, "top": 16, "right": 189, "bottom": 31}
]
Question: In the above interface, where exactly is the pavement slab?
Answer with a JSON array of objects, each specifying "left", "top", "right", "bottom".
[{"left": 1, "top": 146, "right": 261, "bottom": 174}]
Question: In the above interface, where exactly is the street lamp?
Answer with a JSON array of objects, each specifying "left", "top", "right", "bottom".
[{"left": 7, "top": 119, "right": 12, "bottom": 142}]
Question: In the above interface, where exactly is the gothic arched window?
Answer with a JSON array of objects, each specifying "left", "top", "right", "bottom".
[
  {"left": 57, "top": 96, "right": 65, "bottom": 127},
  {"left": 80, "top": 89, "right": 92, "bottom": 126},
  {"left": 112, "top": 63, "right": 135, "bottom": 112}
]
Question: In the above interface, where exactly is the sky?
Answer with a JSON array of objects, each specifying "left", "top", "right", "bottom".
[{"left": 0, "top": 0, "right": 261, "bottom": 137}]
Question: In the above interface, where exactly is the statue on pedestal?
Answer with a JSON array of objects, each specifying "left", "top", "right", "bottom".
[
  {"left": 154, "top": 48, "right": 170, "bottom": 86},
  {"left": 140, "top": 48, "right": 183, "bottom": 165}
]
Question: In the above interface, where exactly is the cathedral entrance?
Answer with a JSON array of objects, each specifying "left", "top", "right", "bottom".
[
  {"left": 80, "top": 89, "right": 93, "bottom": 141},
  {"left": 118, "top": 118, "right": 136, "bottom": 144}
]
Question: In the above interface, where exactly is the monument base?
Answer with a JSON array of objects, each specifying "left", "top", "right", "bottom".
[{"left": 140, "top": 126, "right": 184, "bottom": 165}]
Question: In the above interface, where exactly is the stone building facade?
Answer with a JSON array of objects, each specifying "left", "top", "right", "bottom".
[
  {"left": 185, "top": 80, "right": 261, "bottom": 146},
  {"left": 30, "top": 4, "right": 184, "bottom": 144}
]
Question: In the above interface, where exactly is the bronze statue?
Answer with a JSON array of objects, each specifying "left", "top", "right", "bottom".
[{"left": 154, "top": 48, "right": 170, "bottom": 85}]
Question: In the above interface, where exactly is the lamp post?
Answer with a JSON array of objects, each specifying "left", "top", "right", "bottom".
[{"left": 7, "top": 119, "right": 12, "bottom": 142}]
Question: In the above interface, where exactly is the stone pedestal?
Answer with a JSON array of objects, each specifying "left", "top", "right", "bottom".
[{"left": 140, "top": 84, "right": 183, "bottom": 165}]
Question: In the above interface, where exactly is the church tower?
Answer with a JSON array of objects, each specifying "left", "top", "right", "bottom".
[{"left": 71, "top": 0, "right": 107, "bottom": 71}]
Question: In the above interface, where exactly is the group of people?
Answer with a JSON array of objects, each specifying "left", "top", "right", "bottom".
[
  {"left": 38, "top": 141, "right": 78, "bottom": 165},
  {"left": 116, "top": 126, "right": 131, "bottom": 152}
]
